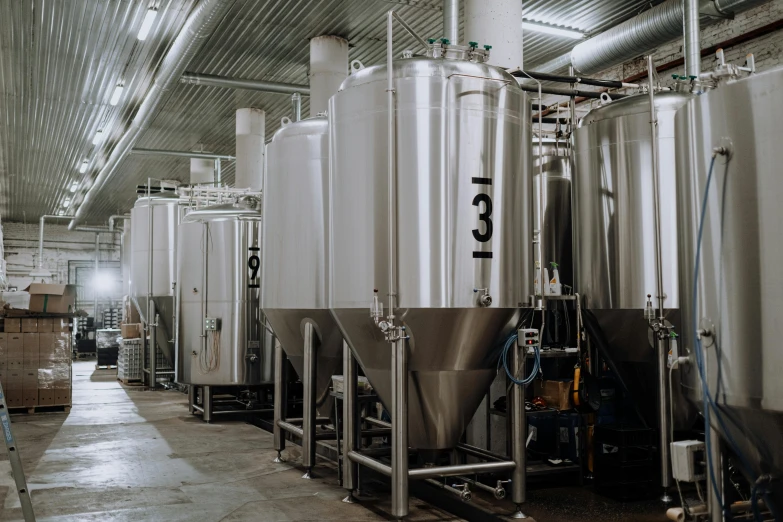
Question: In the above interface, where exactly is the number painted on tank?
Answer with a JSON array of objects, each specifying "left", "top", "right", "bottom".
[
  {"left": 471, "top": 177, "right": 493, "bottom": 259},
  {"left": 248, "top": 247, "right": 260, "bottom": 288}
]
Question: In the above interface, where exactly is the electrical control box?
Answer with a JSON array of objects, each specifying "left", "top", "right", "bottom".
[
  {"left": 204, "top": 317, "right": 221, "bottom": 331},
  {"left": 518, "top": 328, "right": 540, "bottom": 353},
  {"left": 671, "top": 440, "right": 706, "bottom": 482}
]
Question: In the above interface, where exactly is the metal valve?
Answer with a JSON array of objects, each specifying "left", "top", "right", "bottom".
[
  {"left": 474, "top": 288, "right": 492, "bottom": 307},
  {"left": 494, "top": 480, "right": 507, "bottom": 500},
  {"left": 451, "top": 483, "right": 472, "bottom": 502}
]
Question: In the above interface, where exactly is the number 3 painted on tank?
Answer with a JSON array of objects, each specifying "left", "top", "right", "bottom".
[{"left": 472, "top": 193, "right": 493, "bottom": 242}]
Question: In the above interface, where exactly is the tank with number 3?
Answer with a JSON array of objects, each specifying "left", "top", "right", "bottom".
[
  {"left": 175, "top": 197, "right": 272, "bottom": 386},
  {"left": 328, "top": 44, "right": 532, "bottom": 450}
]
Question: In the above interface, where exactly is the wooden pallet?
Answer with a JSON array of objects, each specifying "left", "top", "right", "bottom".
[
  {"left": 76, "top": 352, "right": 96, "bottom": 360},
  {"left": 95, "top": 364, "right": 117, "bottom": 370},
  {"left": 9, "top": 404, "right": 71, "bottom": 415},
  {"left": 118, "top": 377, "right": 143, "bottom": 386}
]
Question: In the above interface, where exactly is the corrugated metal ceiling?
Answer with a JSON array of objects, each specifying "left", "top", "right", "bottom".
[{"left": 1, "top": 0, "right": 662, "bottom": 225}]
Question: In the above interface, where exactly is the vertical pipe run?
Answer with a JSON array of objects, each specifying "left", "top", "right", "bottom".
[
  {"left": 214, "top": 158, "right": 222, "bottom": 184},
  {"left": 511, "top": 337, "right": 527, "bottom": 517},
  {"left": 93, "top": 233, "right": 100, "bottom": 319},
  {"left": 273, "top": 339, "right": 286, "bottom": 461},
  {"left": 684, "top": 0, "right": 701, "bottom": 78},
  {"left": 708, "top": 427, "right": 723, "bottom": 522},
  {"left": 443, "top": 0, "right": 460, "bottom": 44},
  {"left": 391, "top": 337, "right": 409, "bottom": 518},
  {"left": 302, "top": 322, "right": 317, "bottom": 478},
  {"left": 342, "top": 341, "right": 358, "bottom": 501},
  {"left": 386, "top": 11, "right": 398, "bottom": 324},
  {"left": 647, "top": 55, "right": 672, "bottom": 495},
  {"left": 291, "top": 93, "right": 302, "bottom": 122},
  {"left": 149, "top": 299, "right": 157, "bottom": 389},
  {"left": 203, "top": 385, "right": 212, "bottom": 422}
]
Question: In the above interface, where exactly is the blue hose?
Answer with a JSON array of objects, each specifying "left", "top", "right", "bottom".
[{"left": 501, "top": 333, "right": 540, "bottom": 386}]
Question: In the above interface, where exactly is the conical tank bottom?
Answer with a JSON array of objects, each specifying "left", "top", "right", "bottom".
[
  {"left": 333, "top": 307, "right": 520, "bottom": 450},
  {"left": 263, "top": 309, "right": 343, "bottom": 417}
]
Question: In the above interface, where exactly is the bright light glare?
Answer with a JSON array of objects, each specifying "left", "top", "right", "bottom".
[
  {"left": 137, "top": 8, "right": 157, "bottom": 41},
  {"left": 522, "top": 21, "right": 584, "bottom": 40},
  {"left": 93, "top": 271, "right": 114, "bottom": 292},
  {"left": 110, "top": 84, "right": 124, "bottom": 106},
  {"left": 70, "top": 182, "right": 78, "bottom": 193},
  {"left": 92, "top": 130, "right": 103, "bottom": 145},
  {"left": 79, "top": 160, "right": 89, "bottom": 174},
  {"left": 62, "top": 199, "right": 71, "bottom": 208},
  {"left": 57, "top": 210, "right": 65, "bottom": 216}
]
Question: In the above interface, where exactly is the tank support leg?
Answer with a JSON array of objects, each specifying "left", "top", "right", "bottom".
[
  {"left": 391, "top": 336, "right": 409, "bottom": 519},
  {"left": 273, "top": 339, "right": 286, "bottom": 462},
  {"left": 203, "top": 386, "right": 213, "bottom": 423},
  {"left": 302, "top": 322, "right": 317, "bottom": 479},
  {"left": 149, "top": 299, "right": 157, "bottom": 389},
  {"left": 188, "top": 386, "right": 195, "bottom": 415},
  {"left": 342, "top": 341, "right": 358, "bottom": 503},
  {"left": 511, "top": 336, "right": 527, "bottom": 519}
]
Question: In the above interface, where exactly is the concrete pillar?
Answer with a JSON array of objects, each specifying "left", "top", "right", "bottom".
[
  {"left": 190, "top": 157, "right": 214, "bottom": 184},
  {"left": 309, "top": 36, "right": 348, "bottom": 117},
  {"left": 465, "top": 0, "right": 523, "bottom": 70},
  {"left": 235, "top": 108, "right": 265, "bottom": 190}
]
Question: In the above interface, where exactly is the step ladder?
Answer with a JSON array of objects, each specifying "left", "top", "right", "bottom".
[{"left": 0, "top": 382, "right": 36, "bottom": 521}]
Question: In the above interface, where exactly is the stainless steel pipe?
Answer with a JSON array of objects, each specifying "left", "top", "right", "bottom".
[
  {"left": 149, "top": 299, "right": 157, "bottom": 389},
  {"left": 291, "top": 93, "right": 302, "bottom": 122},
  {"left": 342, "top": 341, "right": 358, "bottom": 497},
  {"left": 130, "top": 148, "right": 235, "bottom": 160},
  {"left": 347, "top": 451, "right": 393, "bottom": 476},
  {"left": 273, "top": 340, "right": 286, "bottom": 460},
  {"left": 408, "top": 461, "right": 516, "bottom": 480},
  {"left": 302, "top": 322, "right": 317, "bottom": 478},
  {"left": 93, "top": 234, "right": 100, "bottom": 318},
  {"left": 180, "top": 72, "right": 310, "bottom": 95},
  {"left": 391, "top": 336, "right": 409, "bottom": 518},
  {"left": 684, "top": 0, "right": 701, "bottom": 77},
  {"left": 386, "top": 11, "right": 398, "bottom": 324},
  {"left": 511, "top": 336, "right": 527, "bottom": 516},
  {"left": 455, "top": 443, "right": 506, "bottom": 462},
  {"left": 443, "top": 0, "right": 460, "bottom": 44}
]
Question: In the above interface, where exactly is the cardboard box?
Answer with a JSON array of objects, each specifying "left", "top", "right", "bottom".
[
  {"left": 0, "top": 333, "right": 5, "bottom": 357},
  {"left": 54, "top": 388, "right": 71, "bottom": 405},
  {"left": 54, "top": 333, "right": 71, "bottom": 361},
  {"left": 7, "top": 358, "right": 23, "bottom": 370},
  {"left": 55, "top": 318, "right": 71, "bottom": 332},
  {"left": 7, "top": 335, "right": 23, "bottom": 358},
  {"left": 37, "top": 318, "right": 54, "bottom": 333},
  {"left": 4, "top": 319, "right": 21, "bottom": 333},
  {"left": 534, "top": 379, "right": 573, "bottom": 411},
  {"left": 38, "top": 389, "right": 55, "bottom": 406},
  {"left": 39, "top": 333, "right": 56, "bottom": 362},
  {"left": 120, "top": 323, "right": 142, "bottom": 339},
  {"left": 26, "top": 283, "right": 77, "bottom": 313},
  {"left": 124, "top": 296, "right": 141, "bottom": 324},
  {"left": 23, "top": 333, "right": 39, "bottom": 367},
  {"left": 21, "top": 318, "right": 38, "bottom": 333},
  {"left": 23, "top": 371, "right": 38, "bottom": 407}
]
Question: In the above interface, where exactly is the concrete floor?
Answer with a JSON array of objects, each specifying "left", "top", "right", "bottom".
[
  {"left": 0, "top": 361, "right": 671, "bottom": 522},
  {"left": 0, "top": 362, "right": 458, "bottom": 522}
]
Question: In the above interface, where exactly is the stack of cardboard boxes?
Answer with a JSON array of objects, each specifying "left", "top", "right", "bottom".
[{"left": 1, "top": 317, "right": 72, "bottom": 408}]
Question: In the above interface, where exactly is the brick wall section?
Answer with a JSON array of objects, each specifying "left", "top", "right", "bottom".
[{"left": 3, "top": 222, "right": 119, "bottom": 290}]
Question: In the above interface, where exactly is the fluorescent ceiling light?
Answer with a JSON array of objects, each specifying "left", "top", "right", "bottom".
[
  {"left": 110, "top": 84, "right": 124, "bottom": 106},
  {"left": 70, "top": 182, "right": 78, "bottom": 193},
  {"left": 92, "top": 130, "right": 103, "bottom": 145},
  {"left": 522, "top": 21, "right": 584, "bottom": 40},
  {"left": 57, "top": 210, "right": 65, "bottom": 216},
  {"left": 138, "top": 8, "right": 157, "bottom": 41},
  {"left": 79, "top": 160, "right": 89, "bottom": 174},
  {"left": 62, "top": 199, "right": 71, "bottom": 208}
]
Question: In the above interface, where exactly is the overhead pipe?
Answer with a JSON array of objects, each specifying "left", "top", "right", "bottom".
[
  {"left": 534, "top": 0, "right": 770, "bottom": 74},
  {"left": 131, "top": 148, "right": 235, "bottom": 160},
  {"left": 32, "top": 216, "right": 113, "bottom": 278},
  {"left": 69, "top": 0, "right": 234, "bottom": 229},
  {"left": 180, "top": 72, "right": 310, "bottom": 95},
  {"left": 685, "top": 0, "right": 702, "bottom": 77},
  {"left": 443, "top": 0, "right": 460, "bottom": 44},
  {"left": 511, "top": 70, "right": 638, "bottom": 89},
  {"left": 108, "top": 214, "right": 131, "bottom": 232},
  {"left": 516, "top": 82, "right": 629, "bottom": 100},
  {"left": 291, "top": 93, "right": 301, "bottom": 122}
]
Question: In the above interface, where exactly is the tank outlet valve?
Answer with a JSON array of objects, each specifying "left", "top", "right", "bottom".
[
  {"left": 451, "top": 483, "right": 472, "bottom": 502},
  {"left": 494, "top": 480, "right": 507, "bottom": 500},
  {"left": 474, "top": 288, "right": 492, "bottom": 307}
]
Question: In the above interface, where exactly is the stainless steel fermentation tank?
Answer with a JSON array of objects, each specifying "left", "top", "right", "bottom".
[
  {"left": 329, "top": 49, "right": 532, "bottom": 451},
  {"left": 573, "top": 91, "right": 697, "bottom": 430},
  {"left": 262, "top": 116, "right": 341, "bottom": 412},
  {"left": 675, "top": 67, "right": 783, "bottom": 503},
  {"left": 263, "top": 116, "right": 343, "bottom": 474},
  {"left": 130, "top": 189, "right": 179, "bottom": 367},
  {"left": 175, "top": 199, "right": 271, "bottom": 386},
  {"left": 534, "top": 139, "right": 573, "bottom": 286}
]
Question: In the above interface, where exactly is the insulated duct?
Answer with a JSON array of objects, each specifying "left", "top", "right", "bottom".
[
  {"left": 69, "top": 0, "right": 234, "bottom": 229},
  {"left": 535, "top": 0, "right": 770, "bottom": 74},
  {"left": 685, "top": 0, "right": 701, "bottom": 77},
  {"left": 443, "top": 0, "right": 460, "bottom": 45}
]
